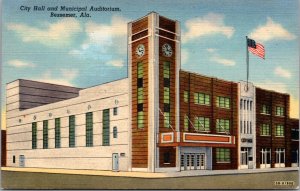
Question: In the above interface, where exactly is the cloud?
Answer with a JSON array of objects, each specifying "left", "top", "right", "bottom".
[
  {"left": 8, "top": 59, "right": 35, "bottom": 68},
  {"left": 207, "top": 48, "right": 217, "bottom": 53},
  {"left": 7, "top": 18, "right": 82, "bottom": 47},
  {"left": 274, "top": 66, "right": 292, "bottom": 79},
  {"left": 210, "top": 55, "right": 236, "bottom": 66},
  {"left": 249, "top": 17, "right": 296, "bottom": 42},
  {"left": 182, "top": 13, "right": 235, "bottom": 43},
  {"left": 181, "top": 49, "right": 189, "bottom": 65},
  {"left": 106, "top": 59, "right": 124, "bottom": 68},
  {"left": 255, "top": 80, "right": 288, "bottom": 93},
  {"left": 34, "top": 69, "right": 79, "bottom": 86},
  {"left": 69, "top": 15, "right": 129, "bottom": 66}
]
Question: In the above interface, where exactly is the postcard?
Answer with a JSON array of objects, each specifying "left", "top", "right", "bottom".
[{"left": 1, "top": 0, "right": 299, "bottom": 189}]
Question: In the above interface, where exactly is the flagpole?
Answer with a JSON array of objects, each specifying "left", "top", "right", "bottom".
[{"left": 246, "top": 36, "right": 249, "bottom": 90}]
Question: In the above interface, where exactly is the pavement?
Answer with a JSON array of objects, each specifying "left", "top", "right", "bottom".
[
  {"left": 1, "top": 166, "right": 299, "bottom": 178},
  {"left": 1, "top": 168, "right": 299, "bottom": 189}
]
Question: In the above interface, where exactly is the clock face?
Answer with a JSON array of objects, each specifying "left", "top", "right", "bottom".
[
  {"left": 162, "top": 43, "right": 173, "bottom": 57},
  {"left": 136, "top": 44, "right": 145, "bottom": 57}
]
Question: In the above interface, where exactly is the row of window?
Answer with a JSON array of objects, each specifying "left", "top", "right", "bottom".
[
  {"left": 260, "top": 124, "right": 284, "bottom": 136},
  {"left": 184, "top": 91, "right": 231, "bottom": 109},
  {"left": 261, "top": 105, "right": 285, "bottom": 116},
  {"left": 183, "top": 115, "right": 230, "bottom": 133},
  {"left": 240, "top": 121, "right": 252, "bottom": 134},
  {"left": 260, "top": 148, "right": 286, "bottom": 164},
  {"left": 240, "top": 99, "right": 253, "bottom": 111},
  {"left": 32, "top": 109, "right": 118, "bottom": 149}
]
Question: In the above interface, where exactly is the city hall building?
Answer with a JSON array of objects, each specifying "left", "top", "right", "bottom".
[{"left": 5, "top": 12, "right": 299, "bottom": 172}]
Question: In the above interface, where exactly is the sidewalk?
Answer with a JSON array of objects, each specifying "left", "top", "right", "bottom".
[{"left": 1, "top": 166, "right": 298, "bottom": 178}]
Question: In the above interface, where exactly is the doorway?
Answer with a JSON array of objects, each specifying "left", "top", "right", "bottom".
[
  {"left": 180, "top": 153, "right": 206, "bottom": 170},
  {"left": 112, "top": 153, "right": 119, "bottom": 171}
]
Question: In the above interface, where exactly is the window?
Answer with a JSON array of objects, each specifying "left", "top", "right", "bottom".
[
  {"left": 261, "top": 148, "right": 271, "bottom": 166},
  {"left": 86, "top": 112, "right": 93, "bottom": 147},
  {"left": 138, "top": 88, "right": 144, "bottom": 104},
  {"left": 43, "top": 120, "right": 48, "bottom": 149},
  {"left": 291, "top": 149, "right": 299, "bottom": 164},
  {"left": 240, "top": 99, "right": 243, "bottom": 109},
  {"left": 55, "top": 118, "right": 61, "bottom": 148},
  {"left": 216, "top": 96, "right": 230, "bottom": 109},
  {"left": 164, "top": 112, "right": 170, "bottom": 128},
  {"left": 184, "top": 115, "right": 189, "bottom": 131},
  {"left": 113, "top": 127, "right": 118, "bottom": 138},
  {"left": 276, "top": 106, "right": 284, "bottom": 116},
  {"left": 163, "top": 62, "right": 170, "bottom": 79},
  {"left": 69, "top": 115, "right": 75, "bottom": 147},
  {"left": 291, "top": 129, "right": 299, "bottom": 140},
  {"left": 137, "top": 62, "right": 144, "bottom": 126},
  {"left": 261, "top": 104, "right": 271, "bottom": 114},
  {"left": 164, "top": 152, "right": 170, "bottom": 164},
  {"left": 137, "top": 111, "right": 144, "bottom": 129},
  {"left": 184, "top": 91, "right": 189, "bottom": 103},
  {"left": 137, "top": 62, "right": 143, "bottom": 78},
  {"left": 103, "top": 109, "right": 110, "bottom": 146},
  {"left": 13, "top": 155, "right": 15, "bottom": 163},
  {"left": 113, "top": 107, "right": 118, "bottom": 116},
  {"left": 164, "top": 87, "right": 170, "bottom": 104},
  {"left": 250, "top": 101, "right": 252, "bottom": 111},
  {"left": 194, "top": 93, "right": 210, "bottom": 105},
  {"left": 276, "top": 124, "right": 284, "bottom": 137},
  {"left": 275, "top": 148, "right": 285, "bottom": 164},
  {"left": 260, "top": 124, "right": 270, "bottom": 136},
  {"left": 216, "top": 119, "right": 230, "bottom": 133},
  {"left": 194, "top": 117, "right": 210, "bottom": 132},
  {"left": 32, "top": 122, "right": 37, "bottom": 149},
  {"left": 216, "top": 148, "right": 230, "bottom": 162}
]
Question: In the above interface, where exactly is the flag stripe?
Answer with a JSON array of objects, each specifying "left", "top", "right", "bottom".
[{"left": 248, "top": 43, "right": 265, "bottom": 59}]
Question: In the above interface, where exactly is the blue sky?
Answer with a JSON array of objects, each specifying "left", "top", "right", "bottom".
[{"left": 1, "top": 0, "right": 299, "bottom": 128}]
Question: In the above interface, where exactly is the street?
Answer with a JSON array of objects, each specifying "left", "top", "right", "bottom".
[{"left": 1, "top": 170, "right": 298, "bottom": 189}]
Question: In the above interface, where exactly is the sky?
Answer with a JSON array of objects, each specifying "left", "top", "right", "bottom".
[{"left": 1, "top": 0, "right": 299, "bottom": 129}]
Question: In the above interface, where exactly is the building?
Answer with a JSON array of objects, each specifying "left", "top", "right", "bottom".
[{"left": 5, "top": 12, "right": 299, "bottom": 172}]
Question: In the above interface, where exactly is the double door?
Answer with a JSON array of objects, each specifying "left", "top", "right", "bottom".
[{"left": 181, "top": 153, "right": 205, "bottom": 170}]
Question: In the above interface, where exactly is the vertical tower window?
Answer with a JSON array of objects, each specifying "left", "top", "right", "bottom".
[
  {"left": 103, "top": 109, "right": 110, "bottom": 146},
  {"left": 184, "top": 91, "right": 189, "bottom": 103},
  {"left": 69, "top": 115, "right": 75, "bottom": 147},
  {"left": 43, "top": 120, "right": 48, "bottom": 149},
  {"left": 32, "top": 122, "right": 37, "bottom": 149},
  {"left": 86, "top": 112, "right": 93, "bottom": 147},
  {"left": 184, "top": 115, "right": 189, "bottom": 131},
  {"left": 137, "top": 111, "right": 144, "bottom": 129},
  {"left": 113, "top": 126, "right": 118, "bottom": 138},
  {"left": 164, "top": 112, "right": 170, "bottom": 128},
  {"left": 113, "top": 107, "right": 118, "bottom": 116},
  {"left": 55, "top": 118, "right": 61, "bottom": 148},
  {"left": 137, "top": 62, "right": 144, "bottom": 129},
  {"left": 163, "top": 61, "right": 170, "bottom": 128}
]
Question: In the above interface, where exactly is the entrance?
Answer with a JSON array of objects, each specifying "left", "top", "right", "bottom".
[
  {"left": 180, "top": 153, "right": 206, "bottom": 170},
  {"left": 112, "top": 153, "right": 119, "bottom": 171},
  {"left": 260, "top": 148, "right": 271, "bottom": 168},
  {"left": 240, "top": 147, "right": 249, "bottom": 169}
]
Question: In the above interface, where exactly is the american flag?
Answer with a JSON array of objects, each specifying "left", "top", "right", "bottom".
[{"left": 247, "top": 38, "right": 265, "bottom": 59}]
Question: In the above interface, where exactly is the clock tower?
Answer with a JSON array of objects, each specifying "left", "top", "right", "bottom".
[{"left": 128, "top": 12, "right": 181, "bottom": 172}]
